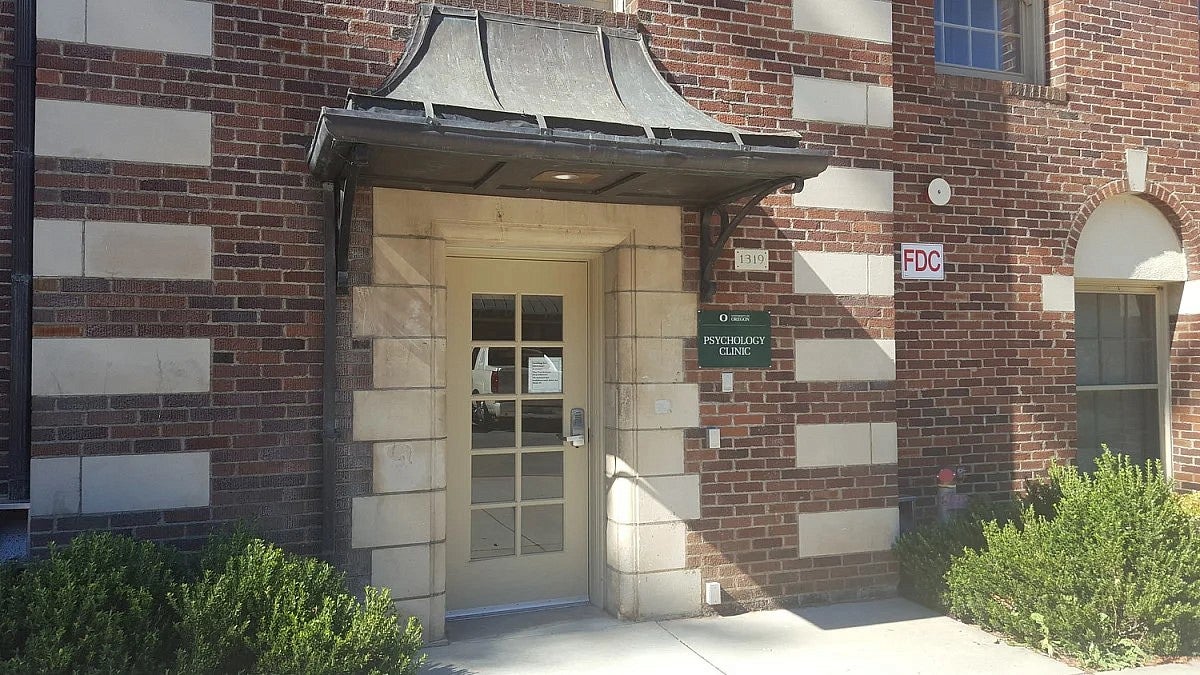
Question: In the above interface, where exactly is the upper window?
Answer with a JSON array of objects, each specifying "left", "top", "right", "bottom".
[{"left": 934, "top": 0, "right": 1045, "bottom": 84}]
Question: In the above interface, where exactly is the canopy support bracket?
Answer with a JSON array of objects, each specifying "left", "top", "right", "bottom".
[
  {"left": 334, "top": 146, "right": 369, "bottom": 291},
  {"left": 698, "top": 177, "right": 803, "bottom": 303}
]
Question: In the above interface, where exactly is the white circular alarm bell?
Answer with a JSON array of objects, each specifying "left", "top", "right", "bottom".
[{"left": 928, "top": 177, "right": 952, "bottom": 206}]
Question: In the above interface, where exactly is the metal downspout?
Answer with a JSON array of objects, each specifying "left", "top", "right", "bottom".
[
  {"left": 9, "top": 0, "right": 36, "bottom": 503},
  {"left": 321, "top": 184, "right": 338, "bottom": 559}
]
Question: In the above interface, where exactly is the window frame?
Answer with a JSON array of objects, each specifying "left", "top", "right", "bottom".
[
  {"left": 1074, "top": 282, "right": 1172, "bottom": 475},
  {"left": 934, "top": 0, "right": 1048, "bottom": 85}
]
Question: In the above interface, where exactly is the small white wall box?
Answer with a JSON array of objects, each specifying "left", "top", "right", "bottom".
[
  {"left": 705, "top": 581, "right": 722, "bottom": 605},
  {"left": 721, "top": 371, "right": 734, "bottom": 392},
  {"left": 706, "top": 427, "right": 721, "bottom": 448}
]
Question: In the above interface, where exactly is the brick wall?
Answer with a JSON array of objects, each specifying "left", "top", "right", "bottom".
[
  {"left": 628, "top": 0, "right": 899, "bottom": 605},
  {"left": 17, "top": 0, "right": 1200, "bottom": 614},
  {"left": 27, "top": 0, "right": 408, "bottom": 550},
  {"left": 892, "top": 0, "right": 1200, "bottom": 508}
]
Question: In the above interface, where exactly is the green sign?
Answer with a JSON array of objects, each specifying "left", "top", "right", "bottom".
[{"left": 697, "top": 311, "right": 771, "bottom": 368}]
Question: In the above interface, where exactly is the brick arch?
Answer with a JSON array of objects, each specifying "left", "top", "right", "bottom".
[{"left": 1063, "top": 180, "right": 1200, "bottom": 278}]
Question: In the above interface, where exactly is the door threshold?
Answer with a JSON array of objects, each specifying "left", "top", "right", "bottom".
[{"left": 446, "top": 595, "right": 591, "bottom": 621}]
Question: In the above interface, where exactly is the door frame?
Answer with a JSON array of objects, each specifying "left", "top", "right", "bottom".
[{"left": 443, "top": 246, "right": 609, "bottom": 616}]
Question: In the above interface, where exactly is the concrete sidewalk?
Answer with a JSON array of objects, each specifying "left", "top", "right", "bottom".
[{"left": 420, "top": 598, "right": 1200, "bottom": 675}]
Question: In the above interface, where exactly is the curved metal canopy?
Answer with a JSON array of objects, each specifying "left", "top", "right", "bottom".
[{"left": 307, "top": 3, "right": 828, "bottom": 206}]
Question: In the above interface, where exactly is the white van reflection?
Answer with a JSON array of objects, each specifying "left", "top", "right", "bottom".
[{"left": 471, "top": 347, "right": 563, "bottom": 446}]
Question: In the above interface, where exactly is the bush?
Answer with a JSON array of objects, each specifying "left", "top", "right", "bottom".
[
  {"left": 945, "top": 453, "right": 1200, "bottom": 669},
  {"left": 173, "top": 531, "right": 423, "bottom": 675},
  {"left": 893, "top": 500, "right": 1020, "bottom": 610},
  {"left": 0, "top": 530, "right": 423, "bottom": 675},
  {"left": 1182, "top": 492, "right": 1200, "bottom": 520},
  {"left": 0, "top": 533, "right": 180, "bottom": 674}
]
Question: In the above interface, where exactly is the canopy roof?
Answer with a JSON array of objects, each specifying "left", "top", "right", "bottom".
[{"left": 307, "top": 4, "right": 828, "bottom": 206}]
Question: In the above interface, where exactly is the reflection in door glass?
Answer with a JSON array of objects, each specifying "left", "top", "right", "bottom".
[
  {"left": 471, "top": 400, "right": 516, "bottom": 448},
  {"left": 521, "top": 504, "right": 564, "bottom": 554},
  {"left": 471, "top": 346, "right": 515, "bottom": 395},
  {"left": 471, "top": 508, "right": 515, "bottom": 559},
  {"left": 522, "top": 295, "right": 563, "bottom": 341},
  {"left": 521, "top": 451, "right": 563, "bottom": 500},
  {"left": 473, "top": 294, "right": 516, "bottom": 341},
  {"left": 471, "top": 454, "right": 515, "bottom": 504},
  {"left": 521, "top": 399, "right": 563, "bottom": 447}
]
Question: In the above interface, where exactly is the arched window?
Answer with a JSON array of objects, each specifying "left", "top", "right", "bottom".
[{"left": 1074, "top": 195, "right": 1184, "bottom": 469}]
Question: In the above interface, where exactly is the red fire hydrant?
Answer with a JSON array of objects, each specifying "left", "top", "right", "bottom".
[{"left": 937, "top": 467, "right": 958, "bottom": 522}]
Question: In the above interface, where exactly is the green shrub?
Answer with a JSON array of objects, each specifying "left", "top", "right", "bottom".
[
  {"left": 0, "top": 532, "right": 180, "bottom": 674},
  {"left": 1182, "top": 492, "right": 1200, "bottom": 520},
  {"left": 172, "top": 531, "right": 423, "bottom": 675},
  {"left": 1021, "top": 475, "right": 1062, "bottom": 521},
  {"left": 946, "top": 452, "right": 1200, "bottom": 669},
  {"left": 893, "top": 500, "right": 1020, "bottom": 610},
  {"left": 0, "top": 530, "right": 423, "bottom": 674}
]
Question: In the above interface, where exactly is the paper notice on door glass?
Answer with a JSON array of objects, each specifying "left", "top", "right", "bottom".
[{"left": 527, "top": 356, "right": 563, "bottom": 394}]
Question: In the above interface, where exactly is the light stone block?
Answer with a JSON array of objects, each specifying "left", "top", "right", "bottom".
[
  {"left": 81, "top": 452, "right": 209, "bottom": 513},
  {"left": 393, "top": 594, "right": 446, "bottom": 644},
  {"left": 352, "top": 389, "right": 443, "bottom": 442},
  {"left": 624, "top": 474, "right": 700, "bottom": 524},
  {"left": 614, "top": 383, "right": 700, "bottom": 430},
  {"left": 36, "top": 99, "right": 211, "bottom": 166},
  {"left": 794, "top": 251, "right": 869, "bottom": 295},
  {"left": 870, "top": 422, "right": 899, "bottom": 464},
  {"left": 866, "top": 85, "right": 894, "bottom": 128},
  {"left": 867, "top": 254, "right": 894, "bottom": 296},
  {"left": 631, "top": 568, "right": 703, "bottom": 619},
  {"left": 86, "top": 0, "right": 213, "bottom": 56},
  {"left": 609, "top": 247, "right": 684, "bottom": 293},
  {"left": 33, "top": 219, "right": 83, "bottom": 277},
  {"left": 38, "top": 0, "right": 86, "bottom": 43},
  {"left": 372, "top": 543, "right": 444, "bottom": 600},
  {"left": 375, "top": 188, "right": 677, "bottom": 243},
  {"left": 32, "top": 337, "right": 210, "bottom": 395},
  {"left": 373, "top": 338, "right": 444, "bottom": 389},
  {"left": 616, "top": 428, "right": 686, "bottom": 476},
  {"left": 352, "top": 286, "right": 438, "bottom": 338},
  {"left": 791, "top": 167, "right": 894, "bottom": 213},
  {"left": 792, "top": 0, "right": 892, "bottom": 43},
  {"left": 30, "top": 456, "right": 81, "bottom": 516},
  {"left": 609, "top": 291, "right": 696, "bottom": 338},
  {"left": 795, "top": 421, "right": 897, "bottom": 467},
  {"left": 1041, "top": 275, "right": 1075, "bottom": 312},
  {"left": 84, "top": 222, "right": 212, "bottom": 279},
  {"left": 791, "top": 76, "right": 869, "bottom": 126},
  {"left": 352, "top": 491, "right": 444, "bottom": 549},
  {"left": 373, "top": 237, "right": 444, "bottom": 287},
  {"left": 373, "top": 440, "right": 445, "bottom": 493},
  {"left": 1177, "top": 280, "right": 1200, "bottom": 316},
  {"left": 635, "top": 521, "right": 688, "bottom": 572},
  {"left": 797, "top": 507, "right": 899, "bottom": 557},
  {"left": 608, "top": 338, "right": 685, "bottom": 384},
  {"left": 793, "top": 339, "right": 896, "bottom": 382},
  {"left": 635, "top": 248, "right": 684, "bottom": 292},
  {"left": 631, "top": 216, "right": 683, "bottom": 248},
  {"left": 1125, "top": 148, "right": 1149, "bottom": 194},
  {"left": 795, "top": 422, "right": 872, "bottom": 467}
]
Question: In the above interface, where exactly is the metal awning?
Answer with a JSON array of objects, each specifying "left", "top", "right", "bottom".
[{"left": 308, "top": 3, "right": 830, "bottom": 298}]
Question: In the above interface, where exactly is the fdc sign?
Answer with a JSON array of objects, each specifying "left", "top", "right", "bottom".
[{"left": 900, "top": 243, "right": 944, "bottom": 280}]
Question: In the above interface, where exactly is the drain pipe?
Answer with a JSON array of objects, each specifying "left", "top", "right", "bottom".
[
  {"left": 8, "top": 0, "right": 36, "bottom": 503},
  {"left": 320, "top": 184, "right": 338, "bottom": 559}
]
